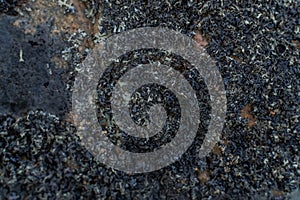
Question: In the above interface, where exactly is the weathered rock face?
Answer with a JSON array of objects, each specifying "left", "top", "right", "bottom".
[{"left": 0, "top": 0, "right": 299, "bottom": 199}]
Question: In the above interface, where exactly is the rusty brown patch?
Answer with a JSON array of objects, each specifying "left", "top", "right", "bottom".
[
  {"left": 271, "top": 190, "right": 285, "bottom": 197},
  {"left": 65, "top": 112, "right": 76, "bottom": 124},
  {"left": 195, "top": 168, "right": 210, "bottom": 184},
  {"left": 230, "top": 54, "right": 244, "bottom": 63},
  {"left": 212, "top": 144, "right": 222, "bottom": 156},
  {"left": 13, "top": 19, "right": 22, "bottom": 27},
  {"left": 193, "top": 31, "right": 208, "bottom": 47},
  {"left": 51, "top": 56, "right": 68, "bottom": 70},
  {"left": 269, "top": 109, "right": 279, "bottom": 116},
  {"left": 20, "top": 0, "right": 96, "bottom": 35},
  {"left": 292, "top": 40, "right": 300, "bottom": 50},
  {"left": 241, "top": 104, "right": 256, "bottom": 127},
  {"left": 13, "top": 0, "right": 98, "bottom": 68}
]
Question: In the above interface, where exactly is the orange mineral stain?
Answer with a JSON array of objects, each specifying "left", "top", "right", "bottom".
[{"left": 241, "top": 104, "right": 256, "bottom": 127}]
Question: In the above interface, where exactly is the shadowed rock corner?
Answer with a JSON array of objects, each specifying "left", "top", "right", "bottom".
[{"left": 0, "top": 0, "right": 96, "bottom": 118}]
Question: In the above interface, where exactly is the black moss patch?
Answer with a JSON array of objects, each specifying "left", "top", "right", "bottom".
[{"left": 0, "top": 15, "right": 69, "bottom": 118}]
